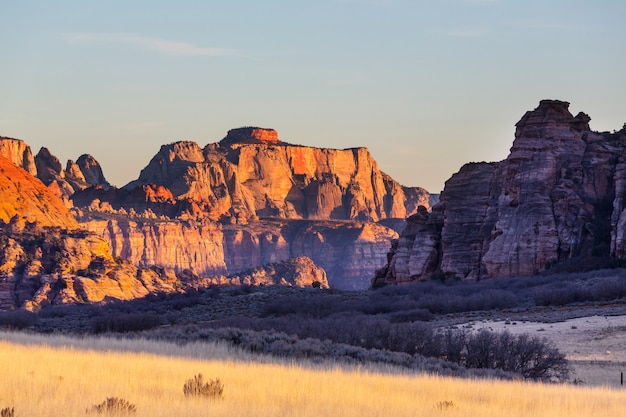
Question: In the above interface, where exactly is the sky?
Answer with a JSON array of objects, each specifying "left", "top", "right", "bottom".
[{"left": 1, "top": 1, "right": 625, "bottom": 193}]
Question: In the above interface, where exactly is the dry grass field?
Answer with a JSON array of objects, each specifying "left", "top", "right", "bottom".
[{"left": 1, "top": 332, "right": 626, "bottom": 417}]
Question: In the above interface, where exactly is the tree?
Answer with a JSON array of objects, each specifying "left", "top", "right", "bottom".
[{"left": 439, "top": 329, "right": 570, "bottom": 382}]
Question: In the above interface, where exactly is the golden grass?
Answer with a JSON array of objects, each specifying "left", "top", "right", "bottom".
[{"left": 1, "top": 332, "right": 625, "bottom": 417}]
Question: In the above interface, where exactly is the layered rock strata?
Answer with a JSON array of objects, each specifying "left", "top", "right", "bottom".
[
  {"left": 0, "top": 223, "right": 328, "bottom": 310},
  {"left": 375, "top": 100, "right": 626, "bottom": 285},
  {"left": 80, "top": 217, "right": 396, "bottom": 290}
]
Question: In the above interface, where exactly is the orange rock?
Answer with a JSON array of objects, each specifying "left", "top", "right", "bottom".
[{"left": 0, "top": 156, "right": 78, "bottom": 229}]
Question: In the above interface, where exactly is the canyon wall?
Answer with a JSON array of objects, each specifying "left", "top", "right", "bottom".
[
  {"left": 80, "top": 217, "right": 396, "bottom": 290},
  {"left": 375, "top": 100, "right": 626, "bottom": 285}
]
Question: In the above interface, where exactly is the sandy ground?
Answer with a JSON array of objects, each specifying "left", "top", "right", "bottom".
[{"left": 452, "top": 315, "right": 626, "bottom": 387}]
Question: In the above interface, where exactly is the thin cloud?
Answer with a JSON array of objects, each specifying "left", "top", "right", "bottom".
[{"left": 64, "top": 33, "right": 235, "bottom": 57}]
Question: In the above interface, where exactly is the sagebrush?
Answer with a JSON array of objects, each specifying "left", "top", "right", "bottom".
[
  {"left": 183, "top": 374, "right": 224, "bottom": 399},
  {"left": 0, "top": 407, "right": 15, "bottom": 417},
  {"left": 87, "top": 397, "right": 137, "bottom": 415}
]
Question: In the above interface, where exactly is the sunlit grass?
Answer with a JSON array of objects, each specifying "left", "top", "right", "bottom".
[{"left": 1, "top": 331, "right": 625, "bottom": 417}]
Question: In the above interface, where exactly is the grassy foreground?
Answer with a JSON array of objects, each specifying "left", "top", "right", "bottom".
[{"left": 0, "top": 332, "right": 625, "bottom": 417}]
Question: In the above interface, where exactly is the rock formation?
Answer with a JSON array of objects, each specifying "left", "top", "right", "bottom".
[
  {"left": 2, "top": 129, "right": 432, "bottom": 293},
  {"left": 189, "top": 256, "right": 329, "bottom": 288},
  {"left": 0, "top": 151, "right": 331, "bottom": 310},
  {"left": 0, "top": 155, "right": 78, "bottom": 229},
  {"left": 0, "top": 138, "right": 111, "bottom": 200},
  {"left": 34, "top": 146, "right": 111, "bottom": 198},
  {"left": 69, "top": 127, "right": 431, "bottom": 290},
  {"left": 0, "top": 222, "right": 328, "bottom": 310},
  {"left": 122, "top": 127, "right": 429, "bottom": 222},
  {"left": 375, "top": 100, "right": 626, "bottom": 285},
  {"left": 78, "top": 217, "right": 396, "bottom": 290},
  {"left": 0, "top": 137, "right": 38, "bottom": 176}
]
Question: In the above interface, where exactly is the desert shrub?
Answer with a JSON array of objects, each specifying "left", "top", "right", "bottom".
[
  {"left": 87, "top": 397, "right": 136, "bottom": 415},
  {"left": 389, "top": 308, "right": 433, "bottom": 323},
  {"left": 183, "top": 374, "right": 224, "bottom": 399},
  {"left": 388, "top": 321, "right": 440, "bottom": 356},
  {"left": 531, "top": 282, "right": 585, "bottom": 306},
  {"left": 0, "top": 310, "right": 38, "bottom": 330},
  {"left": 91, "top": 313, "right": 161, "bottom": 333},
  {"left": 439, "top": 329, "right": 570, "bottom": 381},
  {"left": 415, "top": 289, "right": 519, "bottom": 314},
  {"left": 589, "top": 277, "right": 626, "bottom": 301},
  {"left": 0, "top": 407, "right": 14, "bottom": 417},
  {"left": 435, "top": 400, "right": 455, "bottom": 410},
  {"left": 261, "top": 294, "right": 340, "bottom": 318}
]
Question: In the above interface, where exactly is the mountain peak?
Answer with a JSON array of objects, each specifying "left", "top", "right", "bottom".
[{"left": 220, "top": 127, "right": 282, "bottom": 146}]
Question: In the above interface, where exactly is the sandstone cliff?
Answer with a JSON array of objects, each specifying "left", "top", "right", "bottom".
[
  {"left": 375, "top": 100, "right": 626, "bottom": 285},
  {"left": 0, "top": 222, "right": 327, "bottom": 310},
  {"left": 122, "top": 127, "right": 429, "bottom": 222},
  {"left": 0, "top": 137, "right": 111, "bottom": 202},
  {"left": 0, "top": 156, "right": 78, "bottom": 229},
  {"left": 189, "top": 256, "right": 329, "bottom": 288},
  {"left": 0, "top": 150, "right": 330, "bottom": 310},
  {"left": 79, "top": 216, "right": 396, "bottom": 290},
  {"left": 35, "top": 146, "right": 111, "bottom": 198},
  {"left": 69, "top": 127, "right": 429, "bottom": 290},
  {"left": 0, "top": 137, "right": 38, "bottom": 176}
]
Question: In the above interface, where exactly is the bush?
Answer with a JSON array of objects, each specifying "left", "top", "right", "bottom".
[
  {"left": 87, "top": 397, "right": 136, "bottom": 415},
  {"left": 183, "top": 374, "right": 224, "bottom": 399},
  {"left": 440, "top": 329, "right": 570, "bottom": 381},
  {"left": 0, "top": 407, "right": 14, "bottom": 417},
  {"left": 91, "top": 313, "right": 161, "bottom": 333},
  {"left": 0, "top": 311, "right": 38, "bottom": 330}
]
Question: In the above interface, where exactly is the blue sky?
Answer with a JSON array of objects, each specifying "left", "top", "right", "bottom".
[{"left": 1, "top": 1, "right": 625, "bottom": 192}]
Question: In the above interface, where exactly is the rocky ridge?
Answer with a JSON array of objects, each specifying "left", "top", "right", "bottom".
[
  {"left": 375, "top": 100, "right": 626, "bottom": 285},
  {"left": 119, "top": 127, "right": 429, "bottom": 222}
]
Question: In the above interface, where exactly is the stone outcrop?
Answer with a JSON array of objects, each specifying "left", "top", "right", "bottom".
[
  {"left": 191, "top": 256, "right": 329, "bottom": 288},
  {"left": 0, "top": 137, "right": 38, "bottom": 176},
  {"left": 76, "top": 154, "right": 109, "bottom": 188},
  {"left": 0, "top": 155, "right": 78, "bottom": 229},
  {"left": 375, "top": 100, "right": 626, "bottom": 285},
  {"left": 122, "top": 127, "right": 429, "bottom": 222},
  {"left": 34, "top": 146, "right": 111, "bottom": 198}
]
